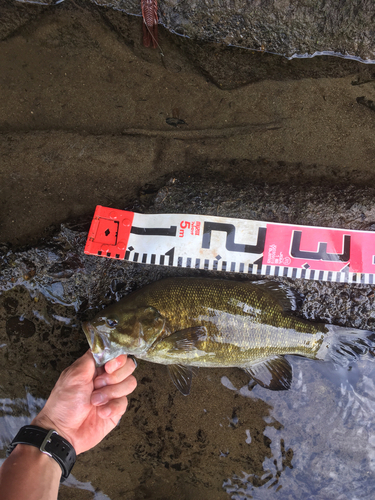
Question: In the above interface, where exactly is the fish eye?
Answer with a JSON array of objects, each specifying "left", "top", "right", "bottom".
[{"left": 106, "top": 318, "right": 118, "bottom": 328}]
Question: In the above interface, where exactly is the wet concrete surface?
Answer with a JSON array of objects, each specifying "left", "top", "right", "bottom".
[
  {"left": 2, "top": 2, "right": 375, "bottom": 247},
  {"left": 1, "top": 2, "right": 375, "bottom": 499}
]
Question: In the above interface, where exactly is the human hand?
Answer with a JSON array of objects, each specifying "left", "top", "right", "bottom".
[{"left": 32, "top": 350, "right": 137, "bottom": 455}]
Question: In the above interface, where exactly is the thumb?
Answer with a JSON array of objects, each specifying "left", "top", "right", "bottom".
[{"left": 62, "top": 350, "right": 96, "bottom": 385}]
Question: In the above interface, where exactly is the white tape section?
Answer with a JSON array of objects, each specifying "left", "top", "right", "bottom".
[{"left": 84, "top": 207, "right": 375, "bottom": 284}]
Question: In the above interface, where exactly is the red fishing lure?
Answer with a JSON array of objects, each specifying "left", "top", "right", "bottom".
[{"left": 141, "top": 0, "right": 158, "bottom": 48}]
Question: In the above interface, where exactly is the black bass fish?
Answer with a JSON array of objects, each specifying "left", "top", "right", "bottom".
[{"left": 82, "top": 278, "right": 375, "bottom": 395}]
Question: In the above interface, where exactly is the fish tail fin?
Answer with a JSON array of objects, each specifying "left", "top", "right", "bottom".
[{"left": 317, "top": 324, "right": 375, "bottom": 366}]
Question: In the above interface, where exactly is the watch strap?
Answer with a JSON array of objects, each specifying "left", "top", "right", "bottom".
[{"left": 6, "top": 425, "right": 76, "bottom": 482}]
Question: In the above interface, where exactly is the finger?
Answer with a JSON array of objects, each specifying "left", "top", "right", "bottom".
[
  {"left": 94, "top": 356, "right": 136, "bottom": 390},
  {"left": 91, "top": 375, "right": 137, "bottom": 406},
  {"left": 88, "top": 348, "right": 106, "bottom": 378},
  {"left": 60, "top": 350, "right": 96, "bottom": 385},
  {"left": 95, "top": 365, "right": 106, "bottom": 379},
  {"left": 105, "top": 355, "right": 127, "bottom": 375},
  {"left": 97, "top": 396, "right": 129, "bottom": 419}
]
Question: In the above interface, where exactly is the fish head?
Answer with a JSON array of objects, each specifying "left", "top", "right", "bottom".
[{"left": 82, "top": 303, "right": 165, "bottom": 366}]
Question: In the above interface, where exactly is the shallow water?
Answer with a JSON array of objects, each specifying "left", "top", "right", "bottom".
[
  {"left": 223, "top": 359, "right": 375, "bottom": 499},
  {"left": 2, "top": 1, "right": 375, "bottom": 499},
  {"left": 1, "top": 346, "right": 375, "bottom": 499},
  {"left": 1, "top": 213, "right": 375, "bottom": 499}
]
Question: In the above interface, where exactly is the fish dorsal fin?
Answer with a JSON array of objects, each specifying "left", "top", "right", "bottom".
[
  {"left": 251, "top": 281, "right": 300, "bottom": 312},
  {"left": 168, "top": 365, "right": 198, "bottom": 396},
  {"left": 245, "top": 356, "right": 293, "bottom": 391},
  {"left": 167, "top": 326, "right": 208, "bottom": 351}
]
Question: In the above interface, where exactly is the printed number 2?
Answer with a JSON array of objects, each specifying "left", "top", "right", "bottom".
[{"left": 202, "top": 222, "right": 266, "bottom": 254}]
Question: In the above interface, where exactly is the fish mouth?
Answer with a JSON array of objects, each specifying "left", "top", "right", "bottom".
[
  {"left": 82, "top": 321, "right": 123, "bottom": 367},
  {"left": 82, "top": 321, "right": 107, "bottom": 366}
]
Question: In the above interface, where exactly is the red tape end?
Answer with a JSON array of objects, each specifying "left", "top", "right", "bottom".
[{"left": 84, "top": 206, "right": 134, "bottom": 260}]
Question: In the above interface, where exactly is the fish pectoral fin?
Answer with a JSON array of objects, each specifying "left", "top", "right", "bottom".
[
  {"left": 168, "top": 364, "right": 198, "bottom": 396},
  {"left": 167, "top": 326, "right": 208, "bottom": 351},
  {"left": 245, "top": 356, "right": 292, "bottom": 391}
]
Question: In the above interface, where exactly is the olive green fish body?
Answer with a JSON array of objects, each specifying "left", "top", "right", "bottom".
[
  {"left": 135, "top": 279, "right": 326, "bottom": 367},
  {"left": 83, "top": 278, "right": 374, "bottom": 395}
]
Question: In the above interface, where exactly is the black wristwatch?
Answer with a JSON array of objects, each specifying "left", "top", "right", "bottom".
[{"left": 6, "top": 425, "right": 76, "bottom": 482}]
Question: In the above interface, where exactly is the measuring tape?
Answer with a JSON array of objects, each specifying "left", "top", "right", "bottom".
[{"left": 84, "top": 205, "right": 375, "bottom": 284}]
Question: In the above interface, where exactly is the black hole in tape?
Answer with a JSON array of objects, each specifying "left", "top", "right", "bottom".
[
  {"left": 116, "top": 254, "right": 120, "bottom": 259},
  {"left": 107, "top": 252, "right": 111, "bottom": 257},
  {"left": 105, "top": 229, "right": 110, "bottom": 236},
  {"left": 98, "top": 251, "right": 102, "bottom": 255}
]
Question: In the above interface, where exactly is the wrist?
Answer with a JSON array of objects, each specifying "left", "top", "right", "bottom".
[
  {"left": 0, "top": 444, "right": 61, "bottom": 500},
  {"left": 6, "top": 425, "right": 77, "bottom": 482},
  {"left": 31, "top": 414, "right": 71, "bottom": 445},
  {"left": 9, "top": 443, "right": 62, "bottom": 475}
]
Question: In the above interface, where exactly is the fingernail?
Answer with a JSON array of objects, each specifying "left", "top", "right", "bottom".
[{"left": 92, "top": 392, "right": 105, "bottom": 405}]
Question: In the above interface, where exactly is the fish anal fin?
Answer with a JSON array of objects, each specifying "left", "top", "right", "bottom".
[
  {"left": 167, "top": 326, "right": 208, "bottom": 351},
  {"left": 245, "top": 356, "right": 292, "bottom": 391},
  {"left": 168, "top": 365, "right": 198, "bottom": 396}
]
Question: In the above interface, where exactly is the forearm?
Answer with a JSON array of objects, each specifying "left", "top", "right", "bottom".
[
  {"left": 0, "top": 444, "right": 61, "bottom": 500},
  {"left": 0, "top": 352, "right": 136, "bottom": 499}
]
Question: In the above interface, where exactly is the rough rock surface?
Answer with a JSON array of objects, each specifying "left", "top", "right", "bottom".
[
  {"left": 94, "top": 0, "right": 375, "bottom": 61},
  {"left": 5, "top": 0, "right": 375, "bottom": 61}
]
